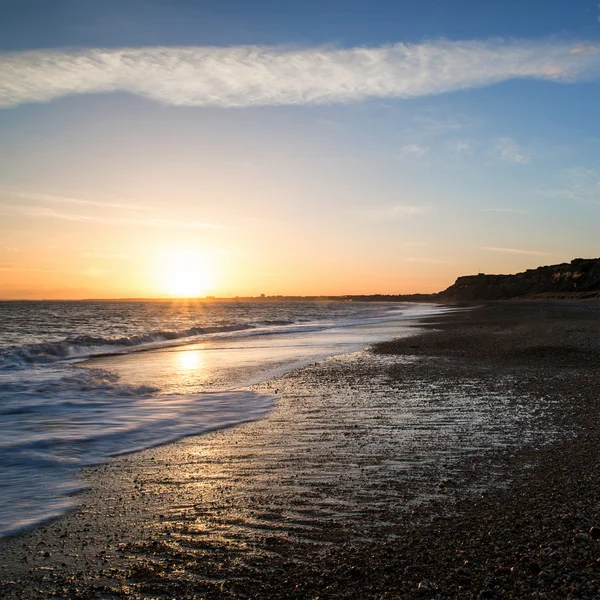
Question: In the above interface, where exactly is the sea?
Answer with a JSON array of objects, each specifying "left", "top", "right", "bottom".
[{"left": 0, "top": 299, "right": 445, "bottom": 538}]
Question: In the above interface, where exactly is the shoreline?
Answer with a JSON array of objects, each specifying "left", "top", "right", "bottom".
[
  {"left": 1, "top": 301, "right": 600, "bottom": 598},
  {"left": 0, "top": 301, "right": 443, "bottom": 541}
]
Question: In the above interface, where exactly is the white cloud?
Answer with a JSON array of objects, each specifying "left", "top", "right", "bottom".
[
  {"left": 494, "top": 137, "right": 531, "bottom": 164},
  {"left": 411, "top": 115, "right": 465, "bottom": 134},
  {"left": 450, "top": 141, "right": 470, "bottom": 152},
  {"left": 483, "top": 246, "right": 549, "bottom": 256},
  {"left": 399, "top": 144, "right": 429, "bottom": 157},
  {"left": 1, "top": 39, "right": 600, "bottom": 108}
]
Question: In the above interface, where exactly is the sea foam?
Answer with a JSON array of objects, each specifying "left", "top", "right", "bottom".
[{"left": 0, "top": 363, "right": 274, "bottom": 538}]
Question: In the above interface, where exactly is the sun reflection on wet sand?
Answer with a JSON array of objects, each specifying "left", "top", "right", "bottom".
[
  {"left": 166, "top": 349, "right": 211, "bottom": 393},
  {"left": 177, "top": 349, "right": 204, "bottom": 373},
  {"left": 84, "top": 313, "right": 435, "bottom": 396}
]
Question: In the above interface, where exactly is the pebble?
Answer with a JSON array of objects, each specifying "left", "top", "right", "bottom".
[{"left": 417, "top": 581, "right": 431, "bottom": 594}]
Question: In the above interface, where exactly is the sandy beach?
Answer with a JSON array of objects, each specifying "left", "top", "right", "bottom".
[{"left": 1, "top": 301, "right": 600, "bottom": 599}]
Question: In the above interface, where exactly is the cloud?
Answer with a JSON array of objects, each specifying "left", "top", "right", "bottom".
[
  {"left": 390, "top": 204, "right": 431, "bottom": 216},
  {"left": 81, "top": 251, "right": 131, "bottom": 260},
  {"left": 1, "top": 39, "right": 600, "bottom": 108},
  {"left": 483, "top": 246, "right": 549, "bottom": 256},
  {"left": 402, "top": 241, "right": 430, "bottom": 248},
  {"left": 8, "top": 190, "right": 151, "bottom": 212},
  {"left": 411, "top": 115, "right": 465, "bottom": 134},
  {"left": 405, "top": 257, "right": 453, "bottom": 264},
  {"left": 538, "top": 167, "right": 600, "bottom": 204},
  {"left": 361, "top": 203, "right": 431, "bottom": 221},
  {"left": 0, "top": 264, "right": 62, "bottom": 273},
  {"left": 494, "top": 137, "right": 531, "bottom": 164},
  {"left": 481, "top": 207, "right": 527, "bottom": 213},
  {"left": 0, "top": 201, "right": 226, "bottom": 230},
  {"left": 6, "top": 205, "right": 90, "bottom": 222},
  {"left": 399, "top": 144, "right": 428, "bottom": 157},
  {"left": 449, "top": 141, "right": 471, "bottom": 152}
]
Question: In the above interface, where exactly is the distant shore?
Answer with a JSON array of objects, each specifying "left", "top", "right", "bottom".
[
  {"left": 0, "top": 294, "right": 439, "bottom": 303},
  {"left": 1, "top": 301, "right": 600, "bottom": 599}
]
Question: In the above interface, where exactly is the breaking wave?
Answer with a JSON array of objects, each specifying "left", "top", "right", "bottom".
[{"left": 0, "top": 320, "right": 297, "bottom": 369}]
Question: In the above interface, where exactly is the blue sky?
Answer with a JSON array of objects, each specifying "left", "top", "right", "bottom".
[
  {"left": 2, "top": 1, "right": 599, "bottom": 49},
  {"left": 1, "top": 0, "right": 599, "bottom": 298}
]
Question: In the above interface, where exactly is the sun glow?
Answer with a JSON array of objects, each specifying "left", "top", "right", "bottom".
[{"left": 157, "top": 247, "right": 215, "bottom": 298}]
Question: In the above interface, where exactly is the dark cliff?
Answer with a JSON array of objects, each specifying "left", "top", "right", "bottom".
[{"left": 438, "top": 258, "right": 600, "bottom": 301}]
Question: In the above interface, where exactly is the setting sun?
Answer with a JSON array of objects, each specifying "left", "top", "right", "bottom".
[{"left": 156, "top": 247, "right": 215, "bottom": 298}]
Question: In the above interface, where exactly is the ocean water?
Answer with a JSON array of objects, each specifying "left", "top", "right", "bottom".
[{"left": 0, "top": 300, "right": 443, "bottom": 537}]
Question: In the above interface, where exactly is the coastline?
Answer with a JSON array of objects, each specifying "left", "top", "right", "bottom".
[{"left": 1, "top": 301, "right": 600, "bottom": 598}]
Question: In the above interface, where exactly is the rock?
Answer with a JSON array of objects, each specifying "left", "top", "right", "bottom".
[
  {"left": 417, "top": 581, "right": 431, "bottom": 595},
  {"left": 574, "top": 533, "right": 591, "bottom": 542},
  {"left": 589, "top": 526, "right": 600, "bottom": 539},
  {"left": 348, "top": 566, "right": 363, "bottom": 579},
  {"left": 529, "top": 563, "right": 542, "bottom": 574}
]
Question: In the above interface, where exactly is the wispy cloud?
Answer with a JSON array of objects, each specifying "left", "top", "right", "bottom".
[
  {"left": 494, "top": 137, "right": 531, "bottom": 164},
  {"left": 399, "top": 144, "right": 428, "bottom": 157},
  {"left": 390, "top": 204, "right": 431, "bottom": 216},
  {"left": 0, "top": 265, "right": 62, "bottom": 273},
  {"left": 7, "top": 190, "right": 151, "bottom": 212},
  {"left": 449, "top": 140, "right": 471, "bottom": 153},
  {"left": 1, "top": 204, "right": 90, "bottom": 222},
  {"left": 539, "top": 167, "right": 600, "bottom": 204},
  {"left": 361, "top": 203, "right": 431, "bottom": 221},
  {"left": 1, "top": 39, "right": 600, "bottom": 108},
  {"left": 0, "top": 201, "right": 226, "bottom": 230},
  {"left": 405, "top": 257, "right": 453, "bottom": 264},
  {"left": 402, "top": 241, "right": 430, "bottom": 248},
  {"left": 483, "top": 246, "right": 549, "bottom": 256},
  {"left": 481, "top": 207, "right": 528, "bottom": 214},
  {"left": 410, "top": 115, "right": 466, "bottom": 134},
  {"left": 81, "top": 251, "right": 131, "bottom": 260}
]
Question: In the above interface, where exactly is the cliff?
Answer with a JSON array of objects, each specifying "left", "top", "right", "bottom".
[{"left": 438, "top": 258, "right": 600, "bottom": 301}]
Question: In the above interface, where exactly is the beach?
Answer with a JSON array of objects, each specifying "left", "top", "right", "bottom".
[{"left": 1, "top": 300, "right": 600, "bottom": 599}]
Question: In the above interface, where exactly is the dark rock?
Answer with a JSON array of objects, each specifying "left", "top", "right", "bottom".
[
  {"left": 348, "top": 566, "right": 363, "bottom": 579},
  {"left": 416, "top": 581, "right": 431, "bottom": 595}
]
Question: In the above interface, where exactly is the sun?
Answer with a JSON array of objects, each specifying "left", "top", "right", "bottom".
[{"left": 157, "top": 247, "right": 214, "bottom": 298}]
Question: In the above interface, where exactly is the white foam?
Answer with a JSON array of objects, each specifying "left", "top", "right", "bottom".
[{"left": 0, "top": 366, "right": 274, "bottom": 538}]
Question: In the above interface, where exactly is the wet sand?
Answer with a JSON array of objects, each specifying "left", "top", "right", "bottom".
[{"left": 1, "top": 301, "right": 600, "bottom": 599}]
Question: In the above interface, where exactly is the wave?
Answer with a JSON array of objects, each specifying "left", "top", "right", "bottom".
[
  {"left": 0, "top": 376, "right": 275, "bottom": 537},
  {"left": 0, "top": 320, "right": 296, "bottom": 369}
]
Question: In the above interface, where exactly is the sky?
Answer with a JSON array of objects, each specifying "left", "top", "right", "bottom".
[{"left": 1, "top": 0, "right": 599, "bottom": 299}]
